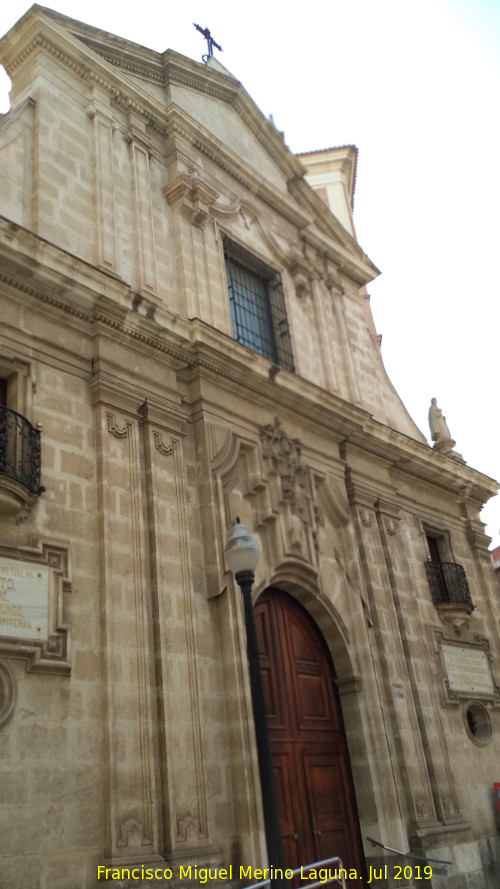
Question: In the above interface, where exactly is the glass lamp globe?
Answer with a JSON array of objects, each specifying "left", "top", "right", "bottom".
[{"left": 224, "top": 520, "right": 260, "bottom": 575}]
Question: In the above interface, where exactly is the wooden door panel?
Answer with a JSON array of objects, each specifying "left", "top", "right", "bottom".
[
  {"left": 255, "top": 590, "right": 366, "bottom": 882},
  {"left": 255, "top": 604, "right": 287, "bottom": 731},
  {"left": 282, "top": 601, "right": 340, "bottom": 736},
  {"left": 272, "top": 746, "right": 301, "bottom": 869},
  {"left": 301, "top": 750, "right": 364, "bottom": 886},
  {"left": 294, "top": 671, "right": 334, "bottom": 730},
  {"left": 288, "top": 612, "right": 321, "bottom": 664},
  {"left": 302, "top": 751, "right": 347, "bottom": 825}
]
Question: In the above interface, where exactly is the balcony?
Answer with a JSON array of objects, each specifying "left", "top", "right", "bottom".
[
  {"left": 425, "top": 560, "right": 474, "bottom": 629},
  {"left": 0, "top": 405, "right": 44, "bottom": 515}
]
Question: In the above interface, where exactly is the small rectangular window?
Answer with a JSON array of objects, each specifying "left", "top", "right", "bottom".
[{"left": 223, "top": 238, "right": 294, "bottom": 370}]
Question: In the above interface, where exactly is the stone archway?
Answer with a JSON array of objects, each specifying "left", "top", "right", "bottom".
[{"left": 255, "top": 588, "right": 366, "bottom": 884}]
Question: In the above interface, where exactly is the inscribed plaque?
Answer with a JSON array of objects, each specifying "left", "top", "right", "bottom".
[
  {"left": 441, "top": 644, "right": 494, "bottom": 696},
  {"left": 0, "top": 557, "right": 49, "bottom": 641}
]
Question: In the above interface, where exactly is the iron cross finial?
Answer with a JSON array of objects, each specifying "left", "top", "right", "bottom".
[{"left": 193, "top": 23, "right": 222, "bottom": 62}]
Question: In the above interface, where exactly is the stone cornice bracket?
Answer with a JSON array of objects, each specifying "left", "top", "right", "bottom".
[
  {"left": 85, "top": 100, "right": 117, "bottom": 127},
  {"left": 325, "top": 267, "right": 342, "bottom": 291},
  {"left": 85, "top": 82, "right": 115, "bottom": 122},
  {"left": 375, "top": 497, "right": 401, "bottom": 530},
  {"left": 125, "top": 110, "right": 152, "bottom": 151},
  {"left": 286, "top": 251, "right": 315, "bottom": 300},
  {"left": 138, "top": 397, "right": 187, "bottom": 439},
  {"left": 130, "top": 292, "right": 156, "bottom": 321},
  {"left": 163, "top": 173, "right": 218, "bottom": 228},
  {"left": 125, "top": 126, "right": 151, "bottom": 152}
]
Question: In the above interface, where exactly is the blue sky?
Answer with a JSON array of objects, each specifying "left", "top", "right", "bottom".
[{"left": 1, "top": 0, "right": 499, "bottom": 545}]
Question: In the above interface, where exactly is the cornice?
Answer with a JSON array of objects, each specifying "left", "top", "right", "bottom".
[
  {"left": 165, "top": 110, "right": 376, "bottom": 283},
  {"left": 159, "top": 52, "right": 305, "bottom": 184},
  {"left": 181, "top": 337, "right": 498, "bottom": 504},
  {"left": 79, "top": 41, "right": 164, "bottom": 85},
  {"left": 342, "top": 433, "right": 498, "bottom": 504},
  {"left": 163, "top": 53, "right": 244, "bottom": 105},
  {"left": 0, "top": 216, "right": 496, "bottom": 508},
  {"left": 289, "top": 178, "right": 380, "bottom": 285},
  {"left": 1, "top": 10, "right": 301, "bottom": 183},
  {"left": 1, "top": 10, "right": 378, "bottom": 286},
  {"left": 0, "top": 13, "right": 168, "bottom": 137},
  {"left": 0, "top": 269, "right": 92, "bottom": 323},
  {"left": 165, "top": 106, "right": 311, "bottom": 229}
]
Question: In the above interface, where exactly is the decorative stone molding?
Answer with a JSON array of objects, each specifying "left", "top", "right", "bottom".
[
  {"left": 128, "top": 136, "right": 158, "bottom": 294},
  {"left": 131, "top": 292, "right": 156, "bottom": 320},
  {"left": 106, "top": 413, "right": 128, "bottom": 439},
  {"left": 433, "top": 630, "right": 500, "bottom": 708},
  {"left": 117, "top": 817, "right": 149, "bottom": 849},
  {"left": 260, "top": 417, "right": 306, "bottom": 517},
  {"left": 176, "top": 815, "right": 199, "bottom": 843},
  {"left": 0, "top": 476, "right": 41, "bottom": 520},
  {"left": 163, "top": 173, "right": 218, "bottom": 228},
  {"left": 0, "top": 659, "right": 16, "bottom": 727},
  {"left": 384, "top": 517, "right": 398, "bottom": 537},
  {"left": 286, "top": 252, "right": 315, "bottom": 300},
  {"left": 153, "top": 431, "right": 173, "bottom": 457},
  {"left": 435, "top": 602, "right": 473, "bottom": 633},
  {"left": 359, "top": 509, "right": 373, "bottom": 528},
  {"left": 335, "top": 674, "right": 362, "bottom": 696},
  {"left": 86, "top": 93, "right": 118, "bottom": 273},
  {"left": 0, "top": 542, "right": 71, "bottom": 674}
]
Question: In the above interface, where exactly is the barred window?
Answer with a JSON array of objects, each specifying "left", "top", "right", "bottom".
[{"left": 223, "top": 238, "right": 294, "bottom": 370}]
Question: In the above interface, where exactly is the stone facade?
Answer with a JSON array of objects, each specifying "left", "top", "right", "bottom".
[{"left": 0, "top": 8, "right": 499, "bottom": 889}]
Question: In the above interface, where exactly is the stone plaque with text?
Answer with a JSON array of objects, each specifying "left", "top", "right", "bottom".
[
  {"left": 0, "top": 557, "right": 49, "bottom": 641},
  {"left": 441, "top": 644, "right": 494, "bottom": 696}
]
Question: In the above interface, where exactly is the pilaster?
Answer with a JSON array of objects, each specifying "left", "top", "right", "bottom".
[
  {"left": 374, "top": 497, "right": 469, "bottom": 842},
  {"left": 138, "top": 399, "right": 215, "bottom": 859},
  {"left": 86, "top": 86, "right": 118, "bottom": 274},
  {"left": 91, "top": 381, "right": 160, "bottom": 863}
]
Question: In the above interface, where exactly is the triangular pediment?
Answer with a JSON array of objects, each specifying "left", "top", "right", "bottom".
[{"left": 1, "top": 5, "right": 379, "bottom": 283}]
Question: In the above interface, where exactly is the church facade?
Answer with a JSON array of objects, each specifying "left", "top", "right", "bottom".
[{"left": 0, "top": 8, "right": 499, "bottom": 889}]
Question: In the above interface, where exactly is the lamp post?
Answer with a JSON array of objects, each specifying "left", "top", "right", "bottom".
[{"left": 225, "top": 520, "right": 285, "bottom": 872}]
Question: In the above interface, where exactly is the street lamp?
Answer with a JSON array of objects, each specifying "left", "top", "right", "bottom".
[{"left": 225, "top": 519, "right": 285, "bottom": 871}]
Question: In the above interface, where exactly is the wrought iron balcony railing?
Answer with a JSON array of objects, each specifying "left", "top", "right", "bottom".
[
  {"left": 424, "top": 560, "right": 474, "bottom": 610},
  {"left": 0, "top": 405, "right": 44, "bottom": 496}
]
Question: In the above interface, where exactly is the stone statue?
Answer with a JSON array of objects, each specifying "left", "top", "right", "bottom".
[
  {"left": 429, "top": 397, "right": 451, "bottom": 444},
  {"left": 428, "top": 397, "right": 458, "bottom": 457}
]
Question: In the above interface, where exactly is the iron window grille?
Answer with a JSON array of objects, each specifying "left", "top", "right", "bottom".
[
  {"left": 424, "top": 561, "right": 474, "bottom": 609},
  {"left": 0, "top": 404, "right": 44, "bottom": 496},
  {"left": 223, "top": 238, "right": 294, "bottom": 370}
]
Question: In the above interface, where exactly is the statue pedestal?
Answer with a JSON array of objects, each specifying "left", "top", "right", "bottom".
[
  {"left": 432, "top": 438, "right": 464, "bottom": 461},
  {"left": 433, "top": 438, "right": 455, "bottom": 454}
]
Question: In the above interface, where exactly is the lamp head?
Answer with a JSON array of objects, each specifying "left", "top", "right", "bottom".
[{"left": 224, "top": 518, "right": 260, "bottom": 575}]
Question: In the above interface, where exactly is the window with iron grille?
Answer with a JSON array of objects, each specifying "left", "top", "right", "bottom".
[{"left": 223, "top": 238, "right": 294, "bottom": 370}]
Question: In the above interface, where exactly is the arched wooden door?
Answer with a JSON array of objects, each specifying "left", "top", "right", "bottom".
[{"left": 255, "top": 589, "right": 366, "bottom": 884}]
